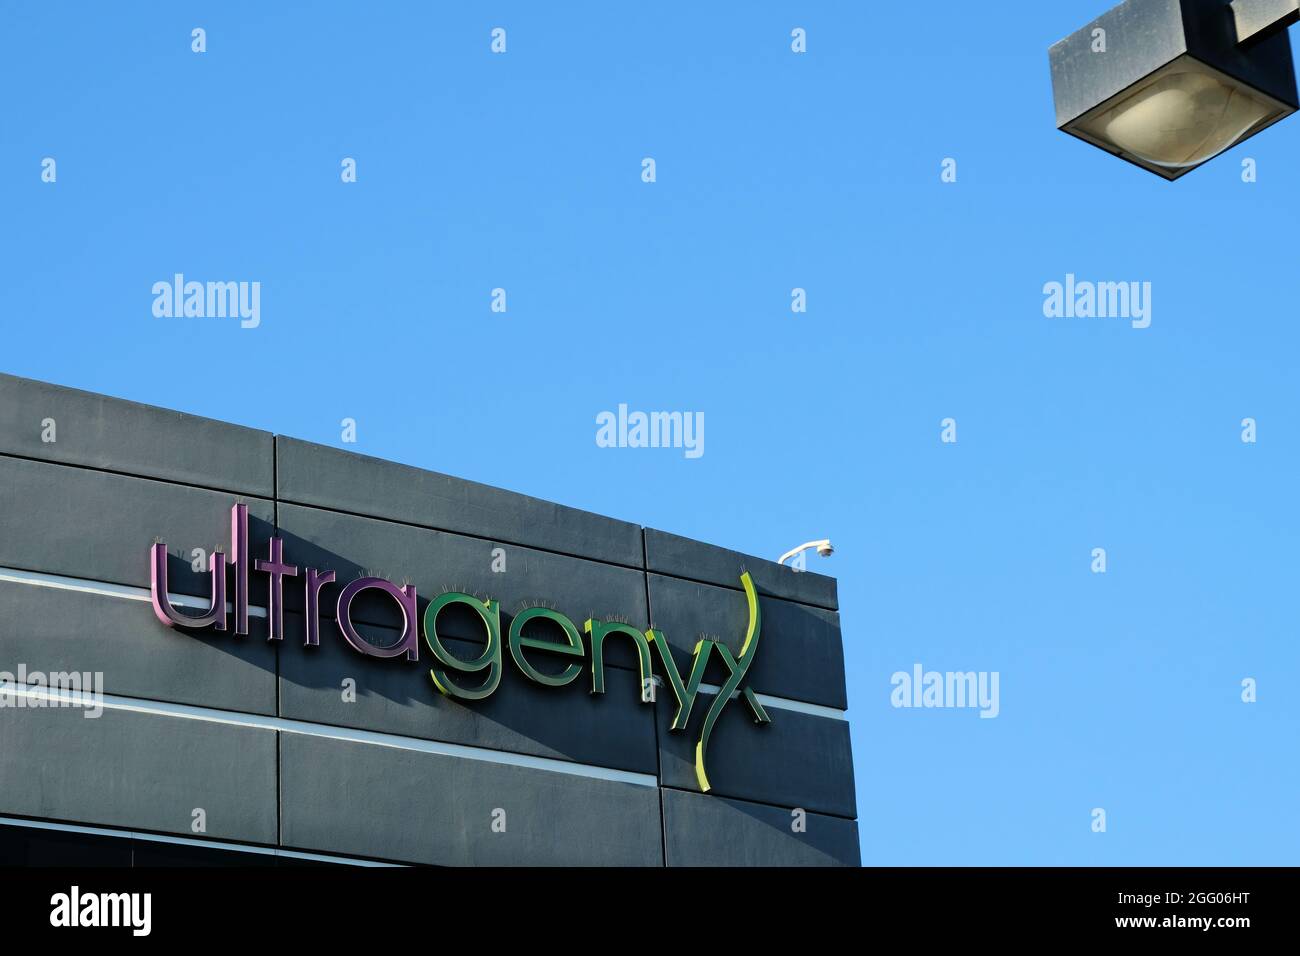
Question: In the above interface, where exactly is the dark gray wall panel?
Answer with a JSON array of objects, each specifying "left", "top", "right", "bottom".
[
  {"left": 280, "top": 733, "right": 662, "bottom": 865},
  {"left": 662, "top": 788, "right": 860, "bottom": 866},
  {"left": 0, "top": 705, "right": 277, "bottom": 844},
  {"left": 277, "top": 438, "right": 643, "bottom": 567},
  {"left": 0, "top": 580, "right": 277, "bottom": 715},
  {"left": 647, "top": 573, "right": 847, "bottom": 710},
  {"left": 278, "top": 613, "right": 657, "bottom": 773},
  {"left": 658, "top": 694, "right": 857, "bottom": 819},
  {"left": 275, "top": 504, "right": 646, "bottom": 669},
  {"left": 0, "top": 373, "right": 274, "bottom": 496},
  {"left": 644, "top": 528, "right": 837, "bottom": 610},
  {"left": 0, "top": 455, "right": 274, "bottom": 596}
]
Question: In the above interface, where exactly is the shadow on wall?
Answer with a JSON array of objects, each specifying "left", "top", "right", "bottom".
[{"left": 158, "top": 515, "right": 829, "bottom": 791}]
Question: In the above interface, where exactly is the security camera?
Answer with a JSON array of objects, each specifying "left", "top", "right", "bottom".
[{"left": 816, "top": 541, "right": 834, "bottom": 558}]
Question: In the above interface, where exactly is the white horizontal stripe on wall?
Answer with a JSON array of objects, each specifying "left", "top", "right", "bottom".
[
  {"left": 2, "top": 684, "right": 660, "bottom": 788},
  {"left": 0, "top": 814, "right": 401, "bottom": 867},
  {"left": 0, "top": 566, "right": 267, "bottom": 617},
  {"left": 697, "top": 682, "right": 848, "bottom": 721}
]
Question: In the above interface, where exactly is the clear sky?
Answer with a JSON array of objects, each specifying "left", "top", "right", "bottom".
[{"left": 3, "top": 1, "right": 1297, "bottom": 865}]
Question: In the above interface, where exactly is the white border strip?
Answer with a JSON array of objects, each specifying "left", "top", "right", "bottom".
[
  {"left": 0, "top": 815, "right": 402, "bottom": 867},
  {"left": 0, "top": 566, "right": 267, "bottom": 618},
  {"left": 4, "top": 684, "right": 659, "bottom": 788},
  {"left": 698, "top": 682, "right": 848, "bottom": 721}
]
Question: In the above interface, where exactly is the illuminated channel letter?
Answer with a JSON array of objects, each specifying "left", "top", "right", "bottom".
[
  {"left": 508, "top": 608, "right": 584, "bottom": 687},
  {"left": 649, "top": 571, "right": 766, "bottom": 793},
  {"left": 230, "top": 503, "right": 250, "bottom": 636},
  {"left": 711, "top": 641, "right": 771, "bottom": 725},
  {"left": 302, "top": 568, "right": 336, "bottom": 646},
  {"left": 423, "top": 592, "right": 502, "bottom": 701},
  {"left": 336, "top": 577, "right": 419, "bottom": 661},
  {"left": 149, "top": 542, "right": 227, "bottom": 631},
  {"left": 584, "top": 620, "right": 653, "bottom": 697},
  {"left": 696, "top": 582, "right": 764, "bottom": 790},
  {"left": 647, "top": 631, "right": 715, "bottom": 731},
  {"left": 254, "top": 537, "right": 298, "bottom": 642}
]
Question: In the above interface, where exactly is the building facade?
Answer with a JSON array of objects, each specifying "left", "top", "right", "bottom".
[{"left": 0, "top": 373, "right": 858, "bottom": 866}]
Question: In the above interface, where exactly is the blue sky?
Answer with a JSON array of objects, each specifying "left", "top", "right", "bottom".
[{"left": 3, "top": 1, "right": 1297, "bottom": 864}]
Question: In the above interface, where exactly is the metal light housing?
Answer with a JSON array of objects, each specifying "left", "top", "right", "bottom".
[{"left": 1050, "top": 0, "right": 1300, "bottom": 180}]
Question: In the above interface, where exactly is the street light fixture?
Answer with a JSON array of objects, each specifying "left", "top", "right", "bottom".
[
  {"left": 1050, "top": 0, "right": 1300, "bottom": 179},
  {"left": 777, "top": 539, "right": 834, "bottom": 571}
]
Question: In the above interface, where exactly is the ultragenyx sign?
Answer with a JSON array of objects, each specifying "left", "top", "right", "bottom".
[{"left": 149, "top": 505, "right": 769, "bottom": 791}]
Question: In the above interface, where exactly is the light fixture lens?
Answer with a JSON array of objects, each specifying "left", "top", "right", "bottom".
[{"left": 1092, "top": 71, "right": 1274, "bottom": 168}]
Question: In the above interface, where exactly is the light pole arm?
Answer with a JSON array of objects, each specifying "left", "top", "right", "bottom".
[
  {"left": 1232, "top": 0, "right": 1300, "bottom": 44},
  {"left": 777, "top": 540, "right": 833, "bottom": 566}
]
